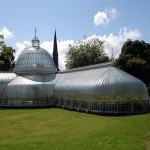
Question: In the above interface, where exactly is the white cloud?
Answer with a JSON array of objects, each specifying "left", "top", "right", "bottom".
[
  {"left": 87, "top": 27, "right": 142, "bottom": 58},
  {"left": 93, "top": 11, "right": 109, "bottom": 26},
  {"left": 106, "top": 7, "right": 119, "bottom": 20},
  {"left": 57, "top": 40, "right": 74, "bottom": 70},
  {"left": 93, "top": 7, "right": 119, "bottom": 26},
  {"left": 0, "top": 26, "right": 15, "bottom": 39},
  {"left": 119, "top": 27, "right": 142, "bottom": 40},
  {"left": 40, "top": 41, "right": 53, "bottom": 55}
]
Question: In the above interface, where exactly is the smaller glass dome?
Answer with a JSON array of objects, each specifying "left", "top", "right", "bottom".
[{"left": 14, "top": 36, "right": 56, "bottom": 74}]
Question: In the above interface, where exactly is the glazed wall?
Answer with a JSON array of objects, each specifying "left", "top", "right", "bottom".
[
  {"left": 4, "top": 74, "right": 59, "bottom": 105},
  {"left": 0, "top": 73, "right": 16, "bottom": 97},
  {"left": 54, "top": 63, "right": 149, "bottom": 101}
]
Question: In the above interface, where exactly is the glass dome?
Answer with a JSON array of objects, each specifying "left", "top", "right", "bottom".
[{"left": 14, "top": 36, "right": 56, "bottom": 74}]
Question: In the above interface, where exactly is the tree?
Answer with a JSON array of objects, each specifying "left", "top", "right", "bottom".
[
  {"left": 115, "top": 39, "right": 150, "bottom": 85},
  {"left": 0, "top": 34, "right": 15, "bottom": 71},
  {"left": 65, "top": 38, "right": 109, "bottom": 69}
]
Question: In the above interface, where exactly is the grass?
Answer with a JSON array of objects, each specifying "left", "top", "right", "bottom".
[{"left": 0, "top": 108, "right": 149, "bottom": 150}]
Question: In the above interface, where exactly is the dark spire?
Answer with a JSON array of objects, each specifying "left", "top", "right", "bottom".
[{"left": 53, "top": 30, "right": 59, "bottom": 71}]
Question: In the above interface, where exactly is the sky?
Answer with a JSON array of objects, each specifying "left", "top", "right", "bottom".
[{"left": 0, "top": 0, "right": 150, "bottom": 70}]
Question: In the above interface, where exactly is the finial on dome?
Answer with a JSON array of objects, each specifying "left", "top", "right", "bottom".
[
  {"left": 32, "top": 28, "right": 40, "bottom": 48},
  {"left": 35, "top": 27, "right": 37, "bottom": 37}
]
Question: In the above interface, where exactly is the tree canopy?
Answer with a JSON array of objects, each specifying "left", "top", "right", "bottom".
[
  {"left": 65, "top": 38, "right": 109, "bottom": 69},
  {"left": 115, "top": 39, "right": 150, "bottom": 85},
  {"left": 0, "top": 35, "right": 15, "bottom": 71}
]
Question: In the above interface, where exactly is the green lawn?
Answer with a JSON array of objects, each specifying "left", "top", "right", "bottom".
[{"left": 0, "top": 108, "right": 149, "bottom": 150}]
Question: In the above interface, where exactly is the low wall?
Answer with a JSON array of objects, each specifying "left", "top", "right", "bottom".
[{"left": 0, "top": 97, "right": 149, "bottom": 114}]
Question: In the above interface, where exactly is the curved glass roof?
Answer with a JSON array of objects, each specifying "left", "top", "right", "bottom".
[
  {"left": 0, "top": 73, "right": 16, "bottom": 97},
  {"left": 54, "top": 63, "right": 149, "bottom": 101},
  {"left": 14, "top": 46, "right": 56, "bottom": 74},
  {"left": 5, "top": 74, "right": 60, "bottom": 100}
]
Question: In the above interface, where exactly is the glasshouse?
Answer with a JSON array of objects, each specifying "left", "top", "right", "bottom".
[{"left": 0, "top": 32, "right": 149, "bottom": 114}]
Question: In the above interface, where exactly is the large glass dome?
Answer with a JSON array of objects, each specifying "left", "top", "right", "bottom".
[{"left": 13, "top": 36, "right": 56, "bottom": 74}]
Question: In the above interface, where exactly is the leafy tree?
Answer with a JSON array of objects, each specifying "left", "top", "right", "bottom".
[
  {"left": 65, "top": 38, "right": 109, "bottom": 69},
  {"left": 0, "top": 34, "right": 15, "bottom": 71},
  {"left": 115, "top": 39, "right": 150, "bottom": 85}
]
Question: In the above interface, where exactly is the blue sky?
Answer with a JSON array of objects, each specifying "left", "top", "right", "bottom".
[{"left": 0, "top": 0, "right": 150, "bottom": 70}]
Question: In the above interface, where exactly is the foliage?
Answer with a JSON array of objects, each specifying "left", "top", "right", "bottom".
[
  {"left": 0, "top": 34, "right": 15, "bottom": 71},
  {"left": 115, "top": 39, "right": 150, "bottom": 84},
  {"left": 65, "top": 38, "right": 109, "bottom": 69},
  {"left": 0, "top": 109, "right": 149, "bottom": 150}
]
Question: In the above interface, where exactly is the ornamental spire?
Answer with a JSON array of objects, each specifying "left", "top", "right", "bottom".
[
  {"left": 32, "top": 28, "right": 40, "bottom": 48},
  {"left": 35, "top": 27, "right": 37, "bottom": 37}
]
